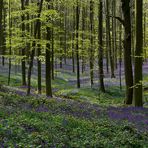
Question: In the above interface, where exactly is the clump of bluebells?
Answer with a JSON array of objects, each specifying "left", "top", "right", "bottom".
[{"left": 107, "top": 106, "right": 148, "bottom": 132}]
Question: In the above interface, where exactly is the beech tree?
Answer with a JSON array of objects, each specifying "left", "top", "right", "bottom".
[
  {"left": 98, "top": 0, "right": 105, "bottom": 92},
  {"left": 27, "top": 0, "right": 43, "bottom": 95},
  {"left": 134, "top": 0, "right": 143, "bottom": 107},
  {"left": 76, "top": 0, "right": 80, "bottom": 88},
  {"left": 105, "top": 0, "right": 115, "bottom": 78},
  {"left": 121, "top": 0, "right": 133, "bottom": 104},
  {"left": 89, "top": 0, "right": 94, "bottom": 87},
  {"left": 21, "top": 0, "right": 27, "bottom": 86},
  {"left": 8, "top": 0, "right": 12, "bottom": 85},
  {"left": 0, "top": 0, "right": 3, "bottom": 64},
  {"left": 46, "top": 0, "right": 52, "bottom": 97}
]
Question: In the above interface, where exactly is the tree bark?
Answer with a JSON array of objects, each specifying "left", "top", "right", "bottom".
[
  {"left": 2, "top": 3, "right": 6, "bottom": 66},
  {"left": 90, "top": 0, "right": 94, "bottom": 87},
  {"left": 27, "top": 0, "right": 43, "bottom": 95},
  {"left": 46, "top": 0, "right": 52, "bottom": 97},
  {"left": 0, "top": 0, "right": 3, "bottom": 65},
  {"left": 98, "top": 0, "right": 105, "bottom": 92},
  {"left": 8, "top": 0, "right": 12, "bottom": 85},
  {"left": 81, "top": 5, "right": 86, "bottom": 74},
  {"left": 37, "top": 11, "right": 42, "bottom": 94},
  {"left": 105, "top": 0, "right": 115, "bottom": 78},
  {"left": 21, "top": 0, "right": 27, "bottom": 86},
  {"left": 121, "top": 0, "right": 133, "bottom": 104},
  {"left": 76, "top": 0, "right": 80, "bottom": 88},
  {"left": 134, "top": 0, "right": 143, "bottom": 107},
  {"left": 72, "top": 6, "right": 75, "bottom": 73}
]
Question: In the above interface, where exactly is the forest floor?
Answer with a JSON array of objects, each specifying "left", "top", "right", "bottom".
[
  {"left": 0, "top": 59, "right": 148, "bottom": 147},
  {"left": 0, "top": 83, "right": 148, "bottom": 147},
  {"left": 0, "top": 58, "right": 148, "bottom": 104}
]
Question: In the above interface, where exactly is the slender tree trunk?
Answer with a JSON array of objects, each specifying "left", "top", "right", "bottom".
[
  {"left": 72, "top": 6, "right": 75, "bottom": 73},
  {"left": 51, "top": 28, "right": 54, "bottom": 80},
  {"left": 46, "top": 0, "right": 52, "bottom": 97},
  {"left": 111, "top": 1, "right": 115, "bottom": 71},
  {"left": 106, "top": 0, "right": 115, "bottom": 78},
  {"left": 21, "top": 0, "right": 27, "bottom": 86},
  {"left": 8, "top": 0, "right": 12, "bottom": 85},
  {"left": 27, "top": 0, "right": 43, "bottom": 95},
  {"left": 131, "top": 0, "right": 135, "bottom": 63},
  {"left": 51, "top": 0, "right": 54, "bottom": 80},
  {"left": 81, "top": 6, "right": 86, "bottom": 74},
  {"left": 37, "top": 14, "right": 42, "bottom": 94},
  {"left": 76, "top": 0, "right": 80, "bottom": 88},
  {"left": 104, "top": 1, "right": 109, "bottom": 74},
  {"left": 119, "top": 6, "right": 122, "bottom": 90},
  {"left": 134, "top": 0, "right": 143, "bottom": 107},
  {"left": 2, "top": 4, "right": 6, "bottom": 66},
  {"left": 0, "top": 0, "right": 3, "bottom": 65},
  {"left": 98, "top": 0, "right": 105, "bottom": 92},
  {"left": 113, "top": 0, "right": 117, "bottom": 69},
  {"left": 90, "top": 0, "right": 94, "bottom": 87},
  {"left": 46, "top": 30, "right": 52, "bottom": 97},
  {"left": 64, "top": 8, "right": 67, "bottom": 64},
  {"left": 25, "top": 0, "right": 30, "bottom": 64},
  {"left": 121, "top": 0, "right": 133, "bottom": 104},
  {"left": 59, "top": 17, "right": 63, "bottom": 69},
  {"left": 143, "top": 12, "right": 146, "bottom": 60},
  {"left": 72, "top": 32, "right": 75, "bottom": 73}
]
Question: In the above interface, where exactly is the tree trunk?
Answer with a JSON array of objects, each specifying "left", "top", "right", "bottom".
[
  {"left": 27, "top": 0, "right": 43, "bottom": 95},
  {"left": 46, "top": 0, "right": 52, "bottom": 97},
  {"left": 98, "top": 0, "right": 105, "bottom": 92},
  {"left": 72, "top": 6, "right": 75, "bottom": 73},
  {"left": 106, "top": 0, "right": 115, "bottom": 78},
  {"left": 0, "top": 0, "right": 3, "bottom": 65},
  {"left": 81, "top": 6, "right": 86, "bottom": 74},
  {"left": 112, "top": 0, "right": 117, "bottom": 69},
  {"left": 90, "top": 0, "right": 94, "bottom": 87},
  {"left": 51, "top": 28, "right": 54, "bottom": 80},
  {"left": 134, "top": 0, "right": 143, "bottom": 107},
  {"left": 76, "top": 0, "right": 80, "bottom": 88},
  {"left": 121, "top": 0, "right": 133, "bottom": 104},
  {"left": 64, "top": 8, "right": 67, "bottom": 64},
  {"left": 143, "top": 12, "right": 146, "bottom": 60},
  {"left": 25, "top": 0, "right": 30, "bottom": 64},
  {"left": 21, "top": 0, "right": 27, "bottom": 86},
  {"left": 119, "top": 5, "right": 122, "bottom": 90},
  {"left": 2, "top": 4, "right": 6, "bottom": 66},
  {"left": 8, "top": 0, "right": 12, "bottom": 85},
  {"left": 37, "top": 14, "right": 42, "bottom": 94}
]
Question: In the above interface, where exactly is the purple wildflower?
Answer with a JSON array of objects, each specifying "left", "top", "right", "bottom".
[{"left": 35, "top": 105, "right": 49, "bottom": 112}]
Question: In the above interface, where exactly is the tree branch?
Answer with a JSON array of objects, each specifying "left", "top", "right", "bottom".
[
  {"left": 108, "top": 15, "right": 125, "bottom": 26},
  {"left": 114, "top": 16, "right": 125, "bottom": 27},
  {"left": 103, "top": 11, "right": 125, "bottom": 27}
]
